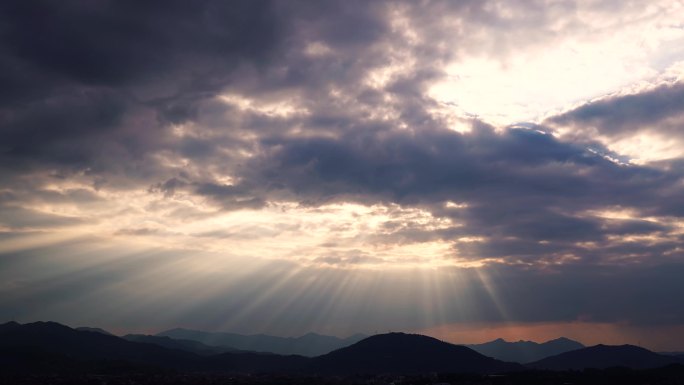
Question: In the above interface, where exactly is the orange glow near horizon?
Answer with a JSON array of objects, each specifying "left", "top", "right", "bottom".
[{"left": 417, "top": 321, "right": 684, "bottom": 352}]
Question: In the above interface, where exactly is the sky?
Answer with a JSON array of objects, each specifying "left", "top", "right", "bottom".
[{"left": 2, "top": 0, "right": 684, "bottom": 351}]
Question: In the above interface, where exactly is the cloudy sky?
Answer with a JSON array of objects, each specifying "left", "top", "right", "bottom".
[{"left": 2, "top": 0, "right": 684, "bottom": 350}]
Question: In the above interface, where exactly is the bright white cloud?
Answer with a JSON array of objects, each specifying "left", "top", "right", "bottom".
[{"left": 428, "top": 0, "right": 684, "bottom": 125}]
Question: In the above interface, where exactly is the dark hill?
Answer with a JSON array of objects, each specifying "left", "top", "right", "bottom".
[
  {"left": 0, "top": 321, "right": 21, "bottom": 332},
  {"left": 312, "top": 332, "right": 523, "bottom": 374},
  {"left": 466, "top": 337, "right": 584, "bottom": 363},
  {"left": 0, "top": 321, "right": 311, "bottom": 374},
  {"left": 0, "top": 321, "right": 202, "bottom": 372},
  {"left": 528, "top": 344, "right": 682, "bottom": 370}
]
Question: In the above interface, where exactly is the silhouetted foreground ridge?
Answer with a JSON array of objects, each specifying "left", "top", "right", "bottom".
[
  {"left": 0, "top": 322, "right": 520, "bottom": 375},
  {"left": 313, "top": 332, "right": 522, "bottom": 374},
  {"left": 528, "top": 344, "right": 682, "bottom": 370},
  {"left": 1, "top": 321, "right": 682, "bottom": 379}
]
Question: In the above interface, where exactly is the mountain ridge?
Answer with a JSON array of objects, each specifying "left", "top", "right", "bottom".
[
  {"left": 0, "top": 321, "right": 203, "bottom": 372},
  {"left": 157, "top": 327, "right": 367, "bottom": 356},
  {"left": 465, "top": 336, "right": 585, "bottom": 363},
  {"left": 122, "top": 334, "right": 242, "bottom": 356},
  {"left": 312, "top": 332, "right": 523, "bottom": 374},
  {"left": 0, "top": 322, "right": 519, "bottom": 375},
  {"left": 76, "top": 326, "right": 115, "bottom": 336},
  {"left": 3, "top": 321, "right": 683, "bottom": 376},
  {"left": 528, "top": 344, "right": 683, "bottom": 370}
]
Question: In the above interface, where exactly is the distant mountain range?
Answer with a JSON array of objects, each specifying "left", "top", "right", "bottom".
[
  {"left": 527, "top": 344, "right": 683, "bottom": 370},
  {"left": 122, "top": 334, "right": 240, "bottom": 356},
  {"left": 157, "top": 327, "right": 367, "bottom": 356},
  {"left": 0, "top": 322, "right": 517, "bottom": 375},
  {"left": 1, "top": 321, "right": 682, "bottom": 376},
  {"left": 75, "top": 326, "right": 115, "bottom": 336},
  {"left": 465, "top": 337, "right": 585, "bottom": 363}
]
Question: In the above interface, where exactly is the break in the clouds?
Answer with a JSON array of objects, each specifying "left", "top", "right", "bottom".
[{"left": 2, "top": 0, "right": 684, "bottom": 350}]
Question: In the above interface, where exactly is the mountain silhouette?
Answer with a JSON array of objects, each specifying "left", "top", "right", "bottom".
[
  {"left": 466, "top": 337, "right": 584, "bottom": 363},
  {"left": 9, "top": 321, "right": 682, "bottom": 376},
  {"left": 0, "top": 321, "right": 203, "bottom": 372},
  {"left": 76, "top": 326, "right": 115, "bottom": 336},
  {"left": 0, "top": 321, "right": 315, "bottom": 374},
  {"left": 1, "top": 322, "right": 529, "bottom": 375},
  {"left": 0, "top": 320, "right": 21, "bottom": 332},
  {"left": 311, "top": 332, "right": 523, "bottom": 374},
  {"left": 659, "top": 351, "right": 684, "bottom": 357},
  {"left": 123, "top": 334, "right": 241, "bottom": 355},
  {"left": 528, "top": 344, "right": 682, "bottom": 370},
  {"left": 157, "top": 328, "right": 366, "bottom": 356}
]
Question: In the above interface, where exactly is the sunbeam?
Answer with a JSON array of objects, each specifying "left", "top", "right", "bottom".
[{"left": 2, "top": 0, "right": 684, "bottom": 356}]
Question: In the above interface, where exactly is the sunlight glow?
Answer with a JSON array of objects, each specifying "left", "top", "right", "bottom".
[
  {"left": 218, "top": 94, "right": 308, "bottom": 118},
  {"left": 4, "top": 177, "right": 473, "bottom": 269},
  {"left": 602, "top": 131, "right": 684, "bottom": 164},
  {"left": 428, "top": 2, "right": 684, "bottom": 125}
]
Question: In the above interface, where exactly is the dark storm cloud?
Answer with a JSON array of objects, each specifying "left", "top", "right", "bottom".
[
  {"left": 2, "top": 0, "right": 684, "bottom": 336},
  {"left": 235, "top": 123, "right": 683, "bottom": 263},
  {"left": 0, "top": 0, "right": 532, "bottom": 185},
  {"left": 6, "top": 0, "right": 681, "bottom": 266},
  {"left": 0, "top": 0, "right": 286, "bottom": 182},
  {"left": 543, "top": 80, "right": 684, "bottom": 217},
  {"left": 0, "top": 90, "right": 127, "bottom": 166},
  {"left": 194, "top": 182, "right": 266, "bottom": 210},
  {"left": 0, "top": 0, "right": 280, "bottom": 89},
  {"left": 548, "top": 82, "right": 684, "bottom": 138}
]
